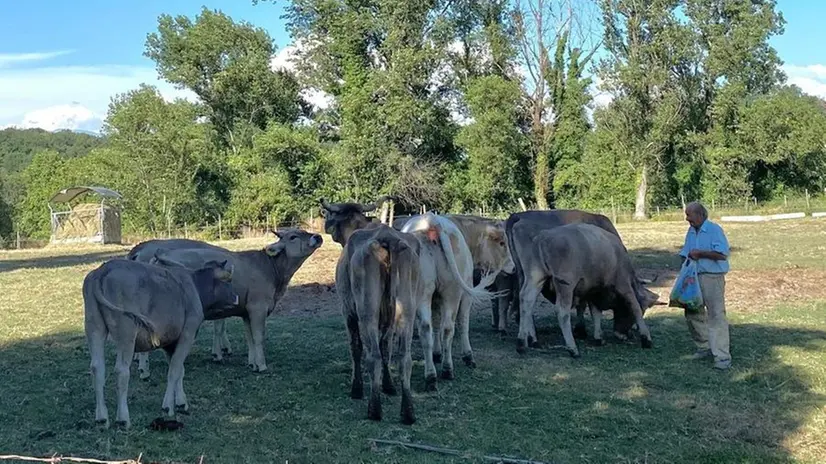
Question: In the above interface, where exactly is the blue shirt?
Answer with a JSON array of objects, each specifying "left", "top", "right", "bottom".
[{"left": 679, "top": 220, "right": 731, "bottom": 274}]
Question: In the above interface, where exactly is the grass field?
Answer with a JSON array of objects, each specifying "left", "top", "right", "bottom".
[{"left": 1, "top": 219, "right": 825, "bottom": 464}]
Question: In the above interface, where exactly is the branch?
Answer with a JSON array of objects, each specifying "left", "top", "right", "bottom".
[
  {"left": 0, "top": 454, "right": 142, "bottom": 464},
  {"left": 368, "top": 439, "right": 552, "bottom": 464}
]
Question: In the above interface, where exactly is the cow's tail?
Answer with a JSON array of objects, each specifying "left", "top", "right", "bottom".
[
  {"left": 388, "top": 240, "right": 418, "bottom": 323},
  {"left": 505, "top": 214, "right": 523, "bottom": 312},
  {"left": 93, "top": 271, "right": 160, "bottom": 347},
  {"left": 433, "top": 223, "right": 502, "bottom": 303}
]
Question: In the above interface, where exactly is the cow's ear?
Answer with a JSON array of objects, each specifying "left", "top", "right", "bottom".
[
  {"left": 265, "top": 242, "right": 285, "bottom": 257},
  {"left": 273, "top": 229, "right": 285, "bottom": 239}
]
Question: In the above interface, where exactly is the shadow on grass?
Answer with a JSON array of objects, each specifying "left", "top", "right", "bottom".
[
  {"left": 0, "top": 305, "right": 823, "bottom": 463},
  {"left": 0, "top": 250, "right": 126, "bottom": 274}
]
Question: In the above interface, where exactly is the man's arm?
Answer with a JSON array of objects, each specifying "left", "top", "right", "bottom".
[{"left": 688, "top": 249, "right": 727, "bottom": 261}]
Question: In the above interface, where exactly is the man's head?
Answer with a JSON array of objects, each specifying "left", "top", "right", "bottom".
[{"left": 685, "top": 201, "right": 708, "bottom": 229}]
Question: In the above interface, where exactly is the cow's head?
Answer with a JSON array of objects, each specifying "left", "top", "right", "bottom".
[
  {"left": 192, "top": 260, "right": 240, "bottom": 310},
  {"left": 614, "top": 282, "right": 664, "bottom": 337},
  {"left": 319, "top": 196, "right": 394, "bottom": 245},
  {"left": 477, "top": 224, "right": 515, "bottom": 274},
  {"left": 264, "top": 228, "right": 323, "bottom": 259}
]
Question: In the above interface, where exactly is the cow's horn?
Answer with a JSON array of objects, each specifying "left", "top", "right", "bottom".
[{"left": 319, "top": 198, "right": 342, "bottom": 213}]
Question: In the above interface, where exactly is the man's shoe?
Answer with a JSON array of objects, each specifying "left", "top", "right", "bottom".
[
  {"left": 713, "top": 359, "right": 731, "bottom": 370},
  {"left": 690, "top": 349, "right": 712, "bottom": 360}
]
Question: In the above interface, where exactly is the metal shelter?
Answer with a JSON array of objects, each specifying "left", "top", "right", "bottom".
[{"left": 48, "top": 186, "right": 123, "bottom": 245}]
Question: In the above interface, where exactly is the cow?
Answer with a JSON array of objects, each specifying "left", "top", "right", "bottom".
[
  {"left": 127, "top": 238, "right": 240, "bottom": 378},
  {"left": 400, "top": 213, "right": 500, "bottom": 371},
  {"left": 83, "top": 257, "right": 238, "bottom": 429},
  {"left": 515, "top": 222, "right": 657, "bottom": 357},
  {"left": 394, "top": 214, "right": 516, "bottom": 334},
  {"left": 133, "top": 229, "right": 323, "bottom": 376},
  {"left": 337, "top": 225, "right": 422, "bottom": 424},
  {"left": 321, "top": 199, "right": 498, "bottom": 376},
  {"left": 505, "top": 209, "right": 654, "bottom": 345}
]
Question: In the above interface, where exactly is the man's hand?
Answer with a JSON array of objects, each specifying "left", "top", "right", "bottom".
[{"left": 688, "top": 249, "right": 727, "bottom": 261}]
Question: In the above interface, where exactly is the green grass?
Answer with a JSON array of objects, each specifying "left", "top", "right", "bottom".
[{"left": 0, "top": 221, "right": 825, "bottom": 463}]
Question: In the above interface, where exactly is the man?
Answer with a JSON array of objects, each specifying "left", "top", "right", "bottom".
[{"left": 679, "top": 201, "right": 732, "bottom": 370}]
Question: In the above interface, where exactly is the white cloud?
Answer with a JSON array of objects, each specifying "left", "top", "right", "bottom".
[
  {"left": 0, "top": 50, "right": 75, "bottom": 68},
  {"left": 270, "top": 40, "right": 335, "bottom": 111},
  {"left": 0, "top": 59, "right": 197, "bottom": 133},
  {"left": 783, "top": 64, "right": 826, "bottom": 100}
]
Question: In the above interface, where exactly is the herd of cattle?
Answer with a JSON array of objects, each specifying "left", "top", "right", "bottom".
[{"left": 82, "top": 197, "right": 665, "bottom": 428}]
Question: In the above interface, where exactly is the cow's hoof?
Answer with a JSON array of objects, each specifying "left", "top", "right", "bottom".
[
  {"left": 516, "top": 339, "right": 527, "bottom": 354},
  {"left": 569, "top": 349, "right": 581, "bottom": 359},
  {"left": 497, "top": 329, "right": 508, "bottom": 337},
  {"left": 573, "top": 325, "right": 588, "bottom": 340},
  {"left": 401, "top": 413, "right": 416, "bottom": 425},
  {"left": 350, "top": 384, "right": 364, "bottom": 399},
  {"left": 382, "top": 384, "right": 398, "bottom": 396},
  {"left": 440, "top": 368, "right": 455, "bottom": 380},
  {"left": 641, "top": 337, "right": 653, "bottom": 349},
  {"left": 139, "top": 371, "right": 150, "bottom": 381},
  {"left": 95, "top": 419, "right": 109, "bottom": 429},
  {"left": 424, "top": 374, "right": 438, "bottom": 392},
  {"left": 211, "top": 354, "right": 223, "bottom": 363},
  {"left": 589, "top": 338, "right": 606, "bottom": 347},
  {"left": 367, "top": 401, "right": 382, "bottom": 422},
  {"left": 175, "top": 404, "right": 189, "bottom": 415},
  {"left": 222, "top": 347, "right": 232, "bottom": 356},
  {"left": 528, "top": 336, "right": 540, "bottom": 348},
  {"left": 115, "top": 420, "right": 130, "bottom": 429},
  {"left": 432, "top": 353, "right": 442, "bottom": 364},
  {"left": 461, "top": 354, "right": 476, "bottom": 368}
]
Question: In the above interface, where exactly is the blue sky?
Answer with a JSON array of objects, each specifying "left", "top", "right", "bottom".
[{"left": 1, "top": 0, "right": 825, "bottom": 132}]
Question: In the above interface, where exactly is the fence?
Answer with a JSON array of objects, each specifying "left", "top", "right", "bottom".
[{"left": 3, "top": 196, "right": 826, "bottom": 250}]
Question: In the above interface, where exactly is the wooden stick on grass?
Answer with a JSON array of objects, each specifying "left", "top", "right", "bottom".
[
  {"left": 369, "top": 439, "right": 550, "bottom": 464},
  {"left": 0, "top": 454, "right": 142, "bottom": 464}
]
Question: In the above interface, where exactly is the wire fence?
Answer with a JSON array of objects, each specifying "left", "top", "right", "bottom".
[{"left": 2, "top": 196, "right": 826, "bottom": 251}]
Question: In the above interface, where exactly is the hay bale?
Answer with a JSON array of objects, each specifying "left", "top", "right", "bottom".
[{"left": 51, "top": 203, "right": 122, "bottom": 244}]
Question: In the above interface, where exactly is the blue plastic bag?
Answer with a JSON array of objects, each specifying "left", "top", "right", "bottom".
[{"left": 669, "top": 259, "right": 704, "bottom": 313}]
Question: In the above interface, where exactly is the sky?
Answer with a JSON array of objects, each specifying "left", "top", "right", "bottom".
[{"left": 1, "top": 0, "right": 825, "bottom": 133}]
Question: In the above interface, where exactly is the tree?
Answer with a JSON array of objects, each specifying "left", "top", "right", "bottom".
[
  {"left": 15, "top": 151, "right": 71, "bottom": 239},
  {"left": 145, "top": 7, "right": 306, "bottom": 151},
  {"left": 100, "top": 85, "right": 214, "bottom": 234},
  {"left": 595, "top": 0, "right": 694, "bottom": 218}
]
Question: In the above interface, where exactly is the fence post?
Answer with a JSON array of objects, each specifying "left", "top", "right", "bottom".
[
  {"left": 611, "top": 197, "right": 617, "bottom": 224},
  {"left": 16, "top": 231, "right": 20, "bottom": 250},
  {"left": 218, "top": 215, "right": 223, "bottom": 241},
  {"left": 806, "top": 189, "right": 810, "bottom": 209},
  {"left": 184, "top": 222, "right": 188, "bottom": 239}
]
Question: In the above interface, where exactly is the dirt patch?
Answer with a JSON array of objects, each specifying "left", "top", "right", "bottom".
[{"left": 644, "top": 267, "right": 826, "bottom": 314}]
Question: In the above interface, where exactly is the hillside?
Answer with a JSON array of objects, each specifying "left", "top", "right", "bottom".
[{"left": 0, "top": 128, "right": 106, "bottom": 175}]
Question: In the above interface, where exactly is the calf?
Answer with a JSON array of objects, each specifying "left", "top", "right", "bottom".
[
  {"left": 135, "top": 229, "right": 322, "bottom": 376},
  {"left": 83, "top": 258, "right": 238, "bottom": 428}
]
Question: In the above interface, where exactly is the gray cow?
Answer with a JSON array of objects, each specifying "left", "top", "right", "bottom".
[
  {"left": 83, "top": 257, "right": 238, "bottom": 429},
  {"left": 505, "top": 209, "right": 656, "bottom": 345},
  {"left": 134, "top": 229, "right": 323, "bottom": 375},
  {"left": 516, "top": 223, "right": 657, "bottom": 357}
]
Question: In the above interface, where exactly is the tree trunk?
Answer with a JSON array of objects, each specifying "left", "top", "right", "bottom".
[
  {"left": 633, "top": 164, "right": 648, "bottom": 220},
  {"left": 534, "top": 148, "right": 550, "bottom": 210}
]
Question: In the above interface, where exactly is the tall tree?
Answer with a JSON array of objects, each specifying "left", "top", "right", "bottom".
[
  {"left": 513, "top": 0, "right": 600, "bottom": 209},
  {"left": 145, "top": 7, "right": 306, "bottom": 151},
  {"left": 596, "top": 0, "right": 694, "bottom": 218}
]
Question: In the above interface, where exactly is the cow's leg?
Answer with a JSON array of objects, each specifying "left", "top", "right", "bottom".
[
  {"left": 114, "top": 331, "right": 137, "bottom": 428},
  {"left": 346, "top": 313, "right": 364, "bottom": 399},
  {"left": 590, "top": 305, "right": 605, "bottom": 346},
  {"left": 248, "top": 308, "right": 268, "bottom": 372},
  {"left": 553, "top": 279, "right": 580, "bottom": 358},
  {"left": 86, "top": 324, "right": 109, "bottom": 428},
  {"left": 516, "top": 278, "right": 542, "bottom": 353},
  {"left": 136, "top": 352, "right": 150, "bottom": 380},
  {"left": 220, "top": 319, "right": 232, "bottom": 356},
  {"left": 212, "top": 320, "right": 226, "bottom": 362},
  {"left": 431, "top": 299, "right": 443, "bottom": 364},
  {"left": 380, "top": 329, "right": 397, "bottom": 396},
  {"left": 619, "top": 285, "right": 653, "bottom": 348},
  {"left": 458, "top": 293, "right": 476, "bottom": 368},
  {"left": 491, "top": 293, "right": 500, "bottom": 329},
  {"left": 163, "top": 334, "right": 196, "bottom": 417},
  {"left": 242, "top": 316, "right": 255, "bottom": 369},
  {"left": 574, "top": 301, "right": 588, "bottom": 340},
  {"left": 496, "top": 273, "right": 511, "bottom": 333},
  {"left": 417, "top": 291, "right": 438, "bottom": 392},
  {"left": 397, "top": 305, "right": 416, "bottom": 425},
  {"left": 439, "top": 289, "right": 461, "bottom": 380}
]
